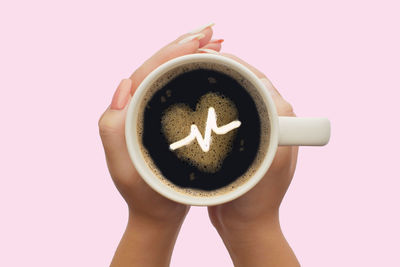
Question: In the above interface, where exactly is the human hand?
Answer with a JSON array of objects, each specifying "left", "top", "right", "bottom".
[
  {"left": 208, "top": 54, "right": 300, "bottom": 267},
  {"left": 98, "top": 23, "right": 222, "bottom": 267}
]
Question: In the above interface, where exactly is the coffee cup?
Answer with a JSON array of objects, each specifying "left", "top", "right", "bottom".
[{"left": 125, "top": 54, "right": 330, "bottom": 206}]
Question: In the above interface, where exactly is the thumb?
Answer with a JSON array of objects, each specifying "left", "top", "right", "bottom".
[
  {"left": 260, "top": 78, "right": 295, "bottom": 117},
  {"left": 99, "top": 79, "right": 136, "bottom": 179}
]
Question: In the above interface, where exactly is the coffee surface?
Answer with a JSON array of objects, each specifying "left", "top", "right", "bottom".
[{"left": 141, "top": 68, "right": 261, "bottom": 191}]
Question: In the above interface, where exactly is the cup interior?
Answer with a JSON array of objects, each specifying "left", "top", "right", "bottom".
[{"left": 125, "top": 54, "right": 279, "bottom": 206}]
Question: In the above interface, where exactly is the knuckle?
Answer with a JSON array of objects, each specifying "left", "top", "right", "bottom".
[
  {"left": 98, "top": 112, "right": 118, "bottom": 137},
  {"left": 278, "top": 100, "right": 295, "bottom": 116},
  {"left": 98, "top": 111, "right": 106, "bottom": 129}
]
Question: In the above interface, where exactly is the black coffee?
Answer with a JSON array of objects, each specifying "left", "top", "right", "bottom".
[{"left": 140, "top": 67, "right": 264, "bottom": 192}]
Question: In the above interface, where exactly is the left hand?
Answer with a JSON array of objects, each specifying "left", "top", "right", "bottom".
[
  {"left": 99, "top": 25, "right": 222, "bottom": 225},
  {"left": 99, "top": 24, "right": 223, "bottom": 267}
]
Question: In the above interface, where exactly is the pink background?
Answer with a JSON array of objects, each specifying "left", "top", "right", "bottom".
[{"left": 1, "top": 0, "right": 399, "bottom": 266}]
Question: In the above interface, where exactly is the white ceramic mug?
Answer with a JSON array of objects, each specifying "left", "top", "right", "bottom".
[{"left": 125, "top": 54, "right": 330, "bottom": 206}]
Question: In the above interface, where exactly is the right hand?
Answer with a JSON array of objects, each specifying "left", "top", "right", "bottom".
[
  {"left": 208, "top": 54, "right": 300, "bottom": 267},
  {"left": 208, "top": 54, "right": 298, "bottom": 227}
]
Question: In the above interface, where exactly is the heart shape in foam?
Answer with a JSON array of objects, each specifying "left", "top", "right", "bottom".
[{"left": 161, "top": 92, "right": 239, "bottom": 173}]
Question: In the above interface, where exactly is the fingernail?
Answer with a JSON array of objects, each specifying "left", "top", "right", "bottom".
[
  {"left": 197, "top": 48, "right": 220, "bottom": 55},
  {"left": 111, "top": 79, "right": 132, "bottom": 110},
  {"left": 209, "top": 39, "right": 224, "bottom": 44},
  {"left": 189, "top": 22, "right": 215, "bottom": 34},
  {"left": 178, "top": 33, "right": 206, "bottom": 44}
]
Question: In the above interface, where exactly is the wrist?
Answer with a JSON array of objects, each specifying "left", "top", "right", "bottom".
[
  {"left": 111, "top": 209, "right": 186, "bottom": 267},
  {"left": 127, "top": 208, "right": 187, "bottom": 231},
  {"left": 210, "top": 206, "right": 280, "bottom": 234},
  {"left": 128, "top": 204, "right": 189, "bottom": 226},
  {"left": 214, "top": 215, "right": 282, "bottom": 243},
  {"left": 213, "top": 216, "right": 299, "bottom": 267}
]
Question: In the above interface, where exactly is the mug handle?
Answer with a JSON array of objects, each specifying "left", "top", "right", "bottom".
[{"left": 278, "top": 117, "right": 331, "bottom": 146}]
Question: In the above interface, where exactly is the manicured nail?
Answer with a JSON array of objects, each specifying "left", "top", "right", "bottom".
[
  {"left": 111, "top": 79, "right": 132, "bottom": 110},
  {"left": 178, "top": 33, "right": 206, "bottom": 44},
  {"left": 189, "top": 22, "right": 215, "bottom": 34},
  {"left": 209, "top": 39, "right": 224, "bottom": 44},
  {"left": 197, "top": 48, "right": 220, "bottom": 55}
]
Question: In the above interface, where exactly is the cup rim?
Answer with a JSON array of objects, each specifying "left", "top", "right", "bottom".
[{"left": 125, "top": 54, "right": 279, "bottom": 206}]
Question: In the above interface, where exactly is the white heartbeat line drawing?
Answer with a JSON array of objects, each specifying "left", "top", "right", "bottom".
[{"left": 169, "top": 107, "right": 241, "bottom": 152}]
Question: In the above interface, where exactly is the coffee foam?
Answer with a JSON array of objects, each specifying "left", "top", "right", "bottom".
[
  {"left": 161, "top": 92, "right": 239, "bottom": 173},
  {"left": 135, "top": 61, "right": 270, "bottom": 198}
]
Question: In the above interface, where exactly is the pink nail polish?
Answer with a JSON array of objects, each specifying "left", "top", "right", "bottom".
[
  {"left": 210, "top": 39, "right": 224, "bottom": 44},
  {"left": 111, "top": 79, "right": 132, "bottom": 110}
]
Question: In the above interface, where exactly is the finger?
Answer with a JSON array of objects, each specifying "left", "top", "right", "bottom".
[
  {"left": 220, "top": 53, "right": 294, "bottom": 114},
  {"left": 260, "top": 78, "right": 295, "bottom": 116},
  {"left": 220, "top": 53, "right": 267, "bottom": 79},
  {"left": 186, "top": 22, "right": 215, "bottom": 42},
  {"left": 200, "top": 42, "right": 222, "bottom": 52},
  {"left": 209, "top": 39, "right": 224, "bottom": 44},
  {"left": 201, "top": 38, "right": 223, "bottom": 48},
  {"left": 99, "top": 79, "right": 137, "bottom": 183},
  {"left": 130, "top": 24, "right": 216, "bottom": 94},
  {"left": 198, "top": 27, "right": 213, "bottom": 47},
  {"left": 260, "top": 78, "right": 281, "bottom": 97},
  {"left": 197, "top": 48, "right": 220, "bottom": 55},
  {"left": 220, "top": 53, "right": 275, "bottom": 93}
]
